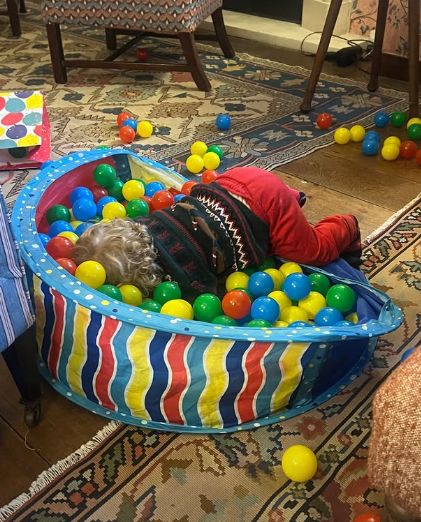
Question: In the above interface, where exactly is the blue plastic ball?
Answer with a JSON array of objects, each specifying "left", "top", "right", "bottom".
[
  {"left": 282, "top": 273, "right": 311, "bottom": 301},
  {"left": 250, "top": 296, "right": 280, "bottom": 324},
  {"left": 289, "top": 321, "right": 310, "bottom": 328},
  {"left": 401, "top": 347, "right": 416, "bottom": 362},
  {"left": 72, "top": 198, "right": 97, "bottom": 221},
  {"left": 96, "top": 196, "right": 117, "bottom": 216},
  {"left": 48, "top": 220, "right": 73, "bottom": 237},
  {"left": 39, "top": 233, "right": 51, "bottom": 247},
  {"left": 365, "top": 130, "right": 381, "bottom": 142},
  {"left": 122, "top": 118, "right": 138, "bottom": 131},
  {"left": 314, "top": 307, "right": 343, "bottom": 326},
  {"left": 75, "top": 222, "right": 94, "bottom": 237},
  {"left": 145, "top": 181, "right": 165, "bottom": 197},
  {"left": 216, "top": 113, "right": 231, "bottom": 131},
  {"left": 362, "top": 139, "right": 380, "bottom": 156},
  {"left": 69, "top": 187, "right": 94, "bottom": 206},
  {"left": 335, "top": 320, "right": 354, "bottom": 327},
  {"left": 174, "top": 194, "right": 186, "bottom": 203},
  {"left": 374, "top": 111, "right": 390, "bottom": 128},
  {"left": 248, "top": 271, "right": 274, "bottom": 297}
]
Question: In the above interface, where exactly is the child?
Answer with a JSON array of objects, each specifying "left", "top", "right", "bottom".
[{"left": 74, "top": 166, "right": 361, "bottom": 299}]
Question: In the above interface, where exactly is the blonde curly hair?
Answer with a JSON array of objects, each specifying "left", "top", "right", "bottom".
[{"left": 73, "top": 218, "right": 163, "bottom": 296}]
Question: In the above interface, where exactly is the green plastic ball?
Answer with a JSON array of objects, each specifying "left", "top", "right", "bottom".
[
  {"left": 236, "top": 288, "right": 254, "bottom": 300},
  {"left": 108, "top": 180, "right": 125, "bottom": 201},
  {"left": 390, "top": 111, "right": 407, "bottom": 128},
  {"left": 243, "top": 266, "right": 258, "bottom": 276},
  {"left": 140, "top": 299, "right": 162, "bottom": 312},
  {"left": 126, "top": 199, "right": 149, "bottom": 219},
  {"left": 193, "top": 293, "right": 222, "bottom": 322},
  {"left": 246, "top": 319, "right": 272, "bottom": 328},
  {"left": 308, "top": 273, "right": 331, "bottom": 296},
  {"left": 258, "top": 258, "right": 277, "bottom": 270},
  {"left": 8, "top": 147, "right": 27, "bottom": 159},
  {"left": 98, "top": 284, "right": 122, "bottom": 301},
  {"left": 95, "top": 145, "right": 109, "bottom": 150},
  {"left": 207, "top": 144, "right": 224, "bottom": 159},
  {"left": 153, "top": 281, "right": 182, "bottom": 305},
  {"left": 46, "top": 204, "right": 71, "bottom": 224},
  {"left": 407, "top": 123, "right": 421, "bottom": 141},
  {"left": 326, "top": 284, "right": 356, "bottom": 314},
  {"left": 93, "top": 164, "right": 117, "bottom": 188},
  {"left": 212, "top": 315, "right": 238, "bottom": 326}
]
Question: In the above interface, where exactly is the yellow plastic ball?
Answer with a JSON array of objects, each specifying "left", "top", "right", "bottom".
[
  {"left": 190, "top": 141, "right": 208, "bottom": 156},
  {"left": 75, "top": 260, "right": 106, "bottom": 289},
  {"left": 268, "top": 291, "right": 291, "bottom": 314},
  {"left": 203, "top": 151, "right": 221, "bottom": 170},
  {"left": 70, "top": 220, "right": 83, "bottom": 230},
  {"left": 264, "top": 268, "right": 285, "bottom": 291},
  {"left": 273, "top": 320, "right": 288, "bottom": 328},
  {"left": 57, "top": 231, "right": 79, "bottom": 244},
  {"left": 383, "top": 136, "right": 401, "bottom": 147},
  {"left": 350, "top": 125, "right": 366, "bottom": 142},
  {"left": 345, "top": 312, "right": 359, "bottom": 324},
  {"left": 334, "top": 127, "right": 351, "bottom": 145},
  {"left": 406, "top": 117, "right": 421, "bottom": 129},
  {"left": 160, "top": 299, "right": 194, "bottom": 320},
  {"left": 281, "top": 445, "right": 318, "bottom": 483},
  {"left": 225, "top": 271, "right": 249, "bottom": 292},
  {"left": 119, "top": 284, "right": 143, "bottom": 307},
  {"left": 381, "top": 144, "right": 400, "bottom": 161},
  {"left": 186, "top": 154, "right": 205, "bottom": 174},
  {"left": 122, "top": 179, "right": 145, "bottom": 201},
  {"left": 102, "top": 201, "right": 127, "bottom": 220},
  {"left": 280, "top": 305, "right": 308, "bottom": 324},
  {"left": 137, "top": 120, "right": 154, "bottom": 138},
  {"left": 279, "top": 261, "right": 303, "bottom": 278},
  {"left": 298, "top": 291, "right": 326, "bottom": 320}
]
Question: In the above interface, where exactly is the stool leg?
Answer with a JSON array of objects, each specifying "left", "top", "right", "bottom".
[
  {"left": 300, "top": 0, "right": 343, "bottom": 113},
  {"left": 6, "top": 0, "right": 21, "bottom": 37},
  {"left": 367, "top": 0, "right": 389, "bottom": 92},
  {"left": 408, "top": 0, "right": 420, "bottom": 117},
  {"left": 179, "top": 32, "right": 211, "bottom": 92},
  {"left": 46, "top": 23, "right": 67, "bottom": 83},
  {"left": 105, "top": 28, "right": 118, "bottom": 50},
  {"left": 211, "top": 7, "right": 235, "bottom": 59}
]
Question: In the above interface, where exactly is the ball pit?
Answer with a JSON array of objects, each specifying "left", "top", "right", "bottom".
[{"left": 12, "top": 149, "right": 404, "bottom": 433}]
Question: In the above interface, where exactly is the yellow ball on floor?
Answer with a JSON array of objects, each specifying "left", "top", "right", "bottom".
[
  {"left": 186, "top": 154, "right": 205, "bottom": 174},
  {"left": 137, "top": 120, "right": 154, "bottom": 138},
  {"left": 383, "top": 136, "right": 401, "bottom": 147},
  {"left": 281, "top": 445, "right": 318, "bottom": 483},
  {"left": 406, "top": 117, "right": 421, "bottom": 129},
  {"left": 119, "top": 284, "right": 143, "bottom": 307},
  {"left": 160, "top": 299, "right": 194, "bottom": 320},
  {"left": 350, "top": 125, "right": 366, "bottom": 142},
  {"left": 203, "top": 151, "right": 221, "bottom": 170},
  {"left": 190, "top": 141, "right": 208, "bottom": 156},
  {"left": 279, "top": 261, "right": 302, "bottom": 278},
  {"left": 334, "top": 127, "right": 351, "bottom": 145},
  {"left": 381, "top": 144, "right": 400, "bottom": 161}
]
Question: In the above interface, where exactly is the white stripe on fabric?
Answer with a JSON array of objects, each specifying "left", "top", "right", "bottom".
[
  {"left": 0, "top": 193, "right": 22, "bottom": 278},
  {"left": 0, "top": 286, "right": 16, "bottom": 347}
]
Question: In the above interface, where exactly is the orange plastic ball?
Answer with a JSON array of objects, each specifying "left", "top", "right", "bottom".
[
  {"left": 117, "top": 111, "right": 131, "bottom": 127},
  {"left": 399, "top": 140, "right": 418, "bottom": 159},
  {"left": 201, "top": 170, "right": 218, "bottom": 184},
  {"left": 416, "top": 149, "right": 421, "bottom": 166},
  {"left": 119, "top": 125, "right": 136, "bottom": 144},
  {"left": 150, "top": 190, "right": 174, "bottom": 211},
  {"left": 181, "top": 180, "right": 198, "bottom": 195}
]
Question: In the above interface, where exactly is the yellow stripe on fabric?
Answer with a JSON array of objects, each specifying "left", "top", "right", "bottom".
[
  {"left": 67, "top": 303, "right": 90, "bottom": 395},
  {"left": 125, "top": 326, "right": 155, "bottom": 419},
  {"left": 271, "top": 342, "right": 310, "bottom": 411},
  {"left": 33, "top": 277, "right": 45, "bottom": 353},
  {"left": 198, "top": 339, "right": 233, "bottom": 428}
]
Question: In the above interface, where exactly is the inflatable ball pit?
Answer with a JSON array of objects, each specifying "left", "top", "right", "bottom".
[{"left": 12, "top": 149, "right": 404, "bottom": 433}]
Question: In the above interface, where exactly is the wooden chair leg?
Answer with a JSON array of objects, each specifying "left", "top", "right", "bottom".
[
  {"left": 19, "top": 0, "right": 26, "bottom": 13},
  {"left": 179, "top": 32, "right": 211, "bottom": 92},
  {"left": 211, "top": 7, "right": 235, "bottom": 59},
  {"left": 6, "top": 0, "right": 21, "bottom": 37},
  {"left": 367, "top": 0, "right": 389, "bottom": 91},
  {"left": 46, "top": 23, "right": 68, "bottom": 83},
  {"left": 407, "top": 0, "right": 419, "bottom": 117},
  {"left": 105, "top": 28, "right": 118, "bottom": 50},
  {"left": 300, "top": 0, "right": 343, "bottom": 112}
]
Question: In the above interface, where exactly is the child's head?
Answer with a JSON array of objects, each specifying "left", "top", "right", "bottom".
[{"left": 73, "top": 218, "right": 162, "bottom": 295}]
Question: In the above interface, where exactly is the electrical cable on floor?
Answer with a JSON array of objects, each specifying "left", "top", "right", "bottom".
[{"left": 24, "top": 428, "right": 37, "bottom": 451}]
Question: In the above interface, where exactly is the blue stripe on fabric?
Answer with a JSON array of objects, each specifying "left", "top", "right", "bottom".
[
  {"left": 109, "top": 321, "right": 133, "bottom": 416},
  {"left": 219, "top": 340, "right": 250, "bottom": 427},
  {"left": 56, "top": 298, "right": 76, "bottom": 387},
  {"left": 144, "top": 331, "right": 172, "bottom": 422},
  {"left": 40, "top": 281, "right": 54, "bottom": 364},
  {"left": 80, "top": 311, "right": 102, "bottom": 402},
  {"left": 255, "top": 343, "right": 284, "bottom": 418}
]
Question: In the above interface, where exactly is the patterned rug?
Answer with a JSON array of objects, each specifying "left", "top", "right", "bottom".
[
  {"left": 1, "top": 195, "right": 420, "bottom": 521},
  {"left": 0, "top": 1, "right": 408, "bottom": 208}
]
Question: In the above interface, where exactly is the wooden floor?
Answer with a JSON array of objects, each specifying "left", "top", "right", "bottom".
[{"left": 1, "top": 35, "right": 421, "bottom": 507}]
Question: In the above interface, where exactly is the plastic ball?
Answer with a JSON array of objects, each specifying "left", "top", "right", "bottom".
[
  {"left": 248, "top": 271, "right": 274, "bottom": 297},
  {"left": 212, "top": 315, "right": 237, "bottom": 326},
  {"left": 117, "top": 111, "right": 131, "bottom": 127},
  {"left": 75, "top": 222, "right": 93, "bottom": 237},
  {"left": 273, "top": 320, "right": 288, "bottom": 328},
  {"left": 406, "top": 117, "right": 421, "bottom": 129},
  {"left": 216, "top": 113, "right": 231, "bottom": 131},
  {"left": 381, "top": 144, "right": 400, "bottom": 161},
  {"left": 401, "top": 347, "right": 416, "bottom": 362},
  {"left": 225, "top": 271, "right": 249, "bottom": 292},
  {"left": 96, "top": 196, "right": 117, "bottom": 216},
  {"left": 282, "top": 273, "right": 311, "bottom": 301},
  {"left": 161, "top": 299, "right": 194, "bottom": 320},
  {"left": 122, "top": 118, "right": 138, "bottom": 131},
  {"left": 246, "top": 319, "right": 272, "bottom": 328},
  {"left": 46, "top": 204, "right": 71, "bottom": 224},
  {"left": 316, "top": 113, "right": 333, "bottom": 130},
  {"left": 345, "top": 312, "right": 359, "bottom": 324},
  {"left": 140, "top": 299, "right": 162, "bottom": 312},
  {"left": 326, "top": 284, "right": 356, "bottom": 313},
  {"left": 298, "top": 291, "right": 326, "bottom": 320},
  {"left": 289, "top": 321, "right": 310, "bottom": 328},
  {"left": 136, "top": 48, "right": 148, "bottom": 62},
  {"left": 263, "top": 268, "right": 284, "bottom": 290},
  {"left": 181, "top": 180, "right": 198, "bottom": 195},
  {"left": 280, "top": 306, "right": 308, "bottom": 324},
  {"left": 119, "top": 125, "right": 136, "bottom": 144},
  {"left": 259, "top": 258, "right": 277, "bottom": 270},
  {"left": 250, "top": 296, "right": 280, "bottom": 324},
  {"left": 8, "top": 147, "right": 27, "bottom": 159},
  {"left": 91, "top": 185, "right": 109, "bottom": 202},
  {"left": 373, "top": 111, "right": 389, "bottom": 128},
  {"left": 186, "top": 154, "right": 205, "bottom": 174},
  {"left": 193, "top": 293, "right": 222, "bottom": 322},
  {"left": 70, "top": 221, "right": 82, "bottom": 231},
  {"left": 268, "top": 291, "right": 291, "bottom": 313},
  {"left": 38, "top": 233, "right": 51, "bottom": 247},
  {"left": 308, "top": 273, "right": 330, "bottom": 295},
  {"left": 93, "top": 164, "right": 117, "bottom": 188},
  {"left": 407, "top": 123, "right": 421, "bottom": 141},
  {"left": 399, "top": 140, "right": 418, "bottom": 159},
  {"left": 350, "top": 125, "right": 366, "bottom": 142},
  {"left": 144, "top": 181, "right": 165, "bottom": 197},
  {"left": 365, "top": 130, "right": 381, "bottom": 142},
  {"left": 153, "top": 281, "right": 182, "bottom": 305},
  {"left": 108, "top": 180, "right": 125, "bottom": 201},
  {"left": 279, "top": 261, "right": 302, "bottom": 278},
  {"left": 57, "top": 231, "right": 79, "bottom": 244},
  {"left": 137, "top": 120, "right": 154, "bottom": 138},
  {"left": 203, "top": 151, "right": 221, "bottom": 171},
  {"left": 173, "top": 194, "right": 185, "bottom": 203},
  {"left": 150, "top": 190, "right": 174, "bottom": 211},
  {"left": 119, "top": 284, "right": 143, "bottom": 306},
  {"left": 126, "top": 198, "right": 149, "bottom": 218},
  {"left": 121, "top": 179, "right": 144, "bottom": 201},
  {"left": 190, "top": 141, "right": 208, "bottom": 156},
  {"left": 416, "top": 149, "right": 421, "bottom": 166},
  {"left": 201, "top": 170, "right": 218, "bottom": 184},
  {"left": 98, "top": 284, "right": 122, "bottom": 301},
  {"left": 314, "top": 307, "right": 343, "bottom": 326},
  {"left": 55, "top": 257, "right": 77, "bottom": 275},
  {"left": 390, "top": 111, "right": 407, "bottom": 127},
  {"left": 69, "top": 187, "right": 94, "bottom": 205},
  {"left": 222, "top": 290, "right": 252, "bottom": 320},
  {"left": 72, "top": 198, "right": 97, "bottom": 221},
  {"left": 75, "top": 260, "right": 106, "bottom": 289},
  {"left": 333, "top": 127, "right": 351, "bottom": 145},
  {"left": 49, "top": 220, "right": 73, "bottom": 237},
  {"left": 281, "top": 445, "right": 317, "bottom": 483},
  {"left": 102, "top": 201, "right": 127, "bottom": 220},
  {"left": 383, "top": 136, "right": 401, "bottom": 147},
  {"left": 207, "top": 144, "right": 223, "bottom": 158},
  {"left": 45, "top": 236, "right": 74, "bottom": 260},
  {"left": 361, "top": 139, "right": 380, "bottom": 156},
  {"left": 353, "top": 513, "right": 381, "bottom": 522}
]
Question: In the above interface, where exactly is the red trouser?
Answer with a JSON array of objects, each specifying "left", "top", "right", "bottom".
[{"left": 216, "top": 166, "right": 359, "bottom": 266}]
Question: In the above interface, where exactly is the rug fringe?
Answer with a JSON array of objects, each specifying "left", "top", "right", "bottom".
[{"left": 0, "top": 421, "right": 121, "bottom": 521}]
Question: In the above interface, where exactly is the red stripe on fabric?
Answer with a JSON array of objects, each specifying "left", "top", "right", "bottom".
[
  {"left": 94, "top": 317, "right": 120, "bottom": 411},
  {"left": 162, "top": 334, "right": 191, "bottom": 424},
  {"left": 236, "top": 342, "right": 272, "bottom": 423},
  {"left": 48, "top": 290, "right": 65, "bottom": 379}
]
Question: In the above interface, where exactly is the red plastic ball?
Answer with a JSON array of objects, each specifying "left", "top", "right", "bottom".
[
  {"left": 316, "top": 113, "right": 333, "bottom": 130},
  {"left": 116, "top": 111, "right": 131, "bottom": 127},
  {"left": 119, "top": 125, "right": 136, "bottom": 144},
  {"left": 416, "top": 149, "right": 421, "bottom": 166},
  {"left": 181, "top": 181, "right": 198, "bottom": 196},
  {"left": 353, "top": 513, "right": 381, "bottom": 522},
  {"left": 91, "top": 185, "right": 109, "bottom": 202},
  {"left": 222, "top": 290, "right": 252, "bottom": 320},
  {"left": 399, "top": 140, "right": 417, "bottom": 159},
  {"left": 150, "top": 190, "right": 174, "bottom": 211},
  {"left": 136, "top": 48, "right": 148, "bottom": 62},
  {"left": 142, "top": 195, "right": 152, "bottom": 206},
  {"left": 201, "top": 170, "right": 218, "bottom": 184},
  {"left": 56, "top": 257, "right": 77, "bottom": 275},
  {"left": 46, "top": 237, "right": 74, "bottom": 260}
]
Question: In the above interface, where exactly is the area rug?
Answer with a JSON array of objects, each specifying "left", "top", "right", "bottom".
[
  {"left": 0, "top": 2, "right": 408, "bottom": 207},
  {"left": 1, "top": 195, "right": 419, "bottom": 521}
]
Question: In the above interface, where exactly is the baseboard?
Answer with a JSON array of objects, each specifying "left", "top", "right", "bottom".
[{"left": 381, "top": 53, "right": 421, "bottom": 81}]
